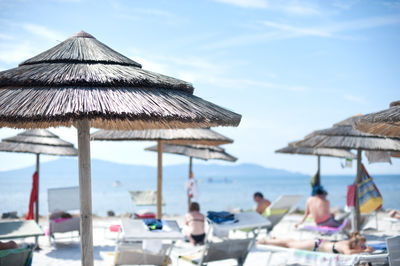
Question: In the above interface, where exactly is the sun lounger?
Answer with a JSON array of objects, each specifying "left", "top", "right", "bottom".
[
  {"left": 47, "top": 186, "right": 80, "bottom": 243},
  {"left": 179, "top": 212, "right": 271, "bottom": 265},
  {"left": 0, "top": 246, "right": 33, "bottom": 266},
  {"left": 258, "top": 244, "right": 388, "bottom": 266},
  {"left": 262, "top": 195, "right": 302, "bottom": 231},
  {"left": 387, "top": 235, "right": 400, "bottom": 266},
  {"left": 0, "top": 220, "right": 44, "bottom": 266},
  {"left": 301, "top": 218, "right": 349, "bottom": 237},
  {"left": 113, "top": 218, "right": 183, "bottom": 266}
]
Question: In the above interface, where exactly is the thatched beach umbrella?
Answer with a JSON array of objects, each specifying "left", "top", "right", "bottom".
[
  {"left": 354, "top": 101, "right": 400, "bottom": 138},
  {"left": 0, "top": 129, "right": 77, "bottom": 247},
  {"left": 145, "top": 143, "right": 237, "bottom": 209},
  {"left": 0, "top": 31, "right": 241, "bottom": 266},
  {"left": 276, "top": 142, "right": 356, "bottom": 186},
  {"left": 90, "top": 127, "right": 233, "bottom": 218},
  {"left": 295, "top": 116, "right": 400, "bottom": 231}
]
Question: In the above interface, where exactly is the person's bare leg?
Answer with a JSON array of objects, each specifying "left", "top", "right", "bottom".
[{"left": 257, "top": 238, "right": 293, "bottom": 248}]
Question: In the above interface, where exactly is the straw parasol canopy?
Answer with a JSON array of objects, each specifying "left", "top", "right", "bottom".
[
  {"left": 0, "top": 31, "right": 241, "bottom": 266},
  {"left": 91, "top": 128, "right": 233, "bottom": 146},
  {"left": 145, "top": 143, "right": 237, "bottom": 162},
  {"left": 354, "top": 101, "right": 400, "bottom": 138},
  {"left": 0, "top": 129, "right": 77, "bottom": 156},
  {"left": 0, "top": 129, "right": 77, "bottom": 248},
  {"left": 294, "top": 115, "right": 400, "bottom": 231},
  {"left": 276, "top": 140, "right": 356, "bottom": 187},
  {"left": 91, "top": 127, "right": 234, "bottom": 217}
]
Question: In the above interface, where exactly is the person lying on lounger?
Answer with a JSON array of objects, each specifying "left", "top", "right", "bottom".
[
  {"left": 0, "top": 241, "right": 18, "bottom": 250},
  {"left": 295, "top": 185, "right": 342, "bottom": 228},
  {"left": 257, "top": 232, "right": 373, "bottom": 255}
]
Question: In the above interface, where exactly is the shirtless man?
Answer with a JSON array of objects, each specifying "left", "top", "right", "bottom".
[
  {"left": 253, "top": 192, "right": 271, "bottom": 215},
  {"left": 295, "top": 186, "right": 341, "bottom": 228}
]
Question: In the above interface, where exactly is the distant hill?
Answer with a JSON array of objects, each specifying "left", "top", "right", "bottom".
[{"left": 0, "top": 158, "right": 306, "bottom": 181}]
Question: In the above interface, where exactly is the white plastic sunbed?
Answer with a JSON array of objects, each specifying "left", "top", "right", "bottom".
[
  {"left": 257, "top": 244, "right": 388, "bottom": 266},
  {"left": 47, "top": 186, "right": 80, "bottom": 243}
]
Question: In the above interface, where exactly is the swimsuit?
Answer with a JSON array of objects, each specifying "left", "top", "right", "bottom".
[
  {"left": 332, "top": 242, "right": 339, "bottom": 254},
  {"left": 191, "top": 233, "right": 206, "bottom": 245},
  {"left": 314, "top": 239, "right": 323, "bottom": 251},
  {"left": 317, "top": 215, "right": 341, "bottom": 228}
]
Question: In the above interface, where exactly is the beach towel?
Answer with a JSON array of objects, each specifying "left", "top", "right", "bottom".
[
  {"left": 358, "top": 164, "right": 382, "bottom": 213},
  {"left": 26, "top": 171, "right": 38, "bottom": 220}
]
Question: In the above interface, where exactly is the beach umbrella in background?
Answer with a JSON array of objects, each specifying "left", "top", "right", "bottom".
[
  {"left": 276, "top": 141, "right": 356, "bottom": 186},
  {"left": 0, "top": 129, "right": 77, "bottom": 248},
  {"left": 145, "top": 143, "right": 237, "bottom": 209},
  {"left": 294, "top": 116, "right": 400, "bottom": 231},
  {"left": 0, "top": 31, "right": 241, "bottom": 266},
  {"left": 354, "top": 101, "right": 400, "bottom": 138},
  {"left": 90, "top": 127, "right": 234, "bottom": 217}
]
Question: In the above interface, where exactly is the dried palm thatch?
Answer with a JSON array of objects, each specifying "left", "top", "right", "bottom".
[
  {"left": 354, "top": 101, "right": 400, "bottom": 138},
  {"left": 145, "top": 143, "right": 237, "bottom": 162},
  {"left": 0, "top": 129, "right": 77, "bottom": 156},
  {"left": 0, "top": 31, "right": 241, "bottom": 266},
  {"left": 0, "top": 31, "right": 241, "bottom": 130},
  {"left": 276, "top": 144, "right": 356, "bottom": 159},
  {"left": 90, "top": 128, "right": 233, "bottom": 146}
]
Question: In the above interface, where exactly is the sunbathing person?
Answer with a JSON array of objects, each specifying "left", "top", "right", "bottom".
[
  {"left": 0, "top": 240, "right": 18, "bottom": 250},
  {"left": 389, "top": 209, "right": 400, "bottom": 219},
  {"left": 257, "top": 232, "right": 373, "bottom": 255},
  {"left": 253, "top": 192, "right": 271, "bottom": 215},
  {"left": 183, "top": 202, "right": 205, "bottom": 245},
  {"left": 295, "top": 186, "right": 341, "bottom": 228}
]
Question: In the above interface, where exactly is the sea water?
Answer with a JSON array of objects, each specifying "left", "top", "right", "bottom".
[{"left": 0, "top": 165, "right": 399, "bottom": 217}]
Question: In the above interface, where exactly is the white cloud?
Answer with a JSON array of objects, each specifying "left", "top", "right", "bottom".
[
  {"left": 214, "top": 0, "right": 268, "bottom": 8},
  {"left": 21, "top": 23, "right": 65, "bottom": 41},
  {"left": 0, "top": 41, "right": 40, "bottom": 64},
  {"left": 0, "top": 33, "right": 13, "bottom": 40},
  {"left": 344, "top": 94, "right": 366, "bottom": 104}
]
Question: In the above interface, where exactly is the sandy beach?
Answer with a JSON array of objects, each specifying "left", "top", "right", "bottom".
[{"left": 10, "top": 211, "right": 395, "bottom": 265}]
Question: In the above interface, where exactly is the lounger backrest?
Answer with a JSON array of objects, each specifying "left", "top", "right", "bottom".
[
  {"left": 48, "top": 186, "right": 79, "bottom": 213},
  {"left": 387, "top": 235, "right": 400, "bottom": 266},
  {"left": 264, "top": 195, "right": 302, "bottom": 227},
  {"left": 203, "top": 239, "right": 251, "bottom": 263},
  {"left": 0, "top": 247, "right": 32, "bottom": 266},
  {"left": 270, "top": 195, "right": 302, "bottom": 211},
  {"left": 129, "top": 190, "right": 165, "bottom": 206}
]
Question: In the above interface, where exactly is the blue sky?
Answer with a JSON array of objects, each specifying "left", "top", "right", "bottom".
[{"left": 0, "top": 0, "right": 399, "bottom": 175}]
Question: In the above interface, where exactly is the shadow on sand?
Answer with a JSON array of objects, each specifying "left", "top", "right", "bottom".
[{"left": 45, "top": 242, "right": 115, "bottom": 261}]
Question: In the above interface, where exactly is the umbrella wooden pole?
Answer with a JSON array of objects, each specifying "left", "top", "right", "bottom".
[
  {"left": 188, "top": 156, "right": 193, "bottom": 211},
  {"left": 317, "top": 155, "right": 321, "bottom": 186},
  {"left": 354, "top": 149, "right": 362, "bottom": 232},
  {"left": 157, "top": 141, "right": 163, "bottom": 219},
  {"left": 35, "top": 153, "right": 40, "bottom": 249},
  {"left": 77, "top": 119, "right": 94, "bottom": 266}
]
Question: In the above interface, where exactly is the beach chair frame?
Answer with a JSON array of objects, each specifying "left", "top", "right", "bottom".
[{"left": 47, "top": 186, "right": 80, "bottom": 244}]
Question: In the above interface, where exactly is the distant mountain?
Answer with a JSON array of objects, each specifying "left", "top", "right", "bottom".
[{"left": 0, "top": 158, "right": 306, "bottom": 181}]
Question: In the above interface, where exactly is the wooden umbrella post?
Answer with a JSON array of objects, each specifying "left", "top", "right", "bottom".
[
  {"left": 35, "top": 153, "right": 40, "bottom": 249},
  {"left": 77, "top": 119, "right": 94, "bottom": 266},
  {"left": 157, "top": 141, "right": 163, "bottom": 219},
  {"left": 316, "top": 155, "right": 321, "bottom": 186},
  {"left": 188, "top": 156, "right": 193, "bottom": 211},
  {"left": 354, "top": 149, "right": 362, "bottom": 232}
]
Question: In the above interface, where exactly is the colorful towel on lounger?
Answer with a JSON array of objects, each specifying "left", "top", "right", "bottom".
[{"left": 302, "top": 219, "right": 349, "bottom": 235}]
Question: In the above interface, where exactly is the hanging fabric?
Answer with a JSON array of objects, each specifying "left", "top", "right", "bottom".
[
  {"left": 357, "top": 164, "right": 382, "bottom": 213},
  {"left": 26, "top": 171, "right": 38, "bottom": 220}
]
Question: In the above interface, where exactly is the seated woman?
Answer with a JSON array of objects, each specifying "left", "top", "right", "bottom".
[
  {"left": 183, "top": 202, "right": 205, "bottom": 245},
  {"left": 0, "top": 241, "right": 18, "bottom": 250},
  {"left": 257, "top": 232, "right": 373, "bottom": 255}
]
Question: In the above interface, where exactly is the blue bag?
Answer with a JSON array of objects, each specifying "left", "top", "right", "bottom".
[
  {"left": 207, "top": 211, "right": 235, "bottom": 224},
  {"left": 143, "top": 218, "right": 163, "bottom": 230}
]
